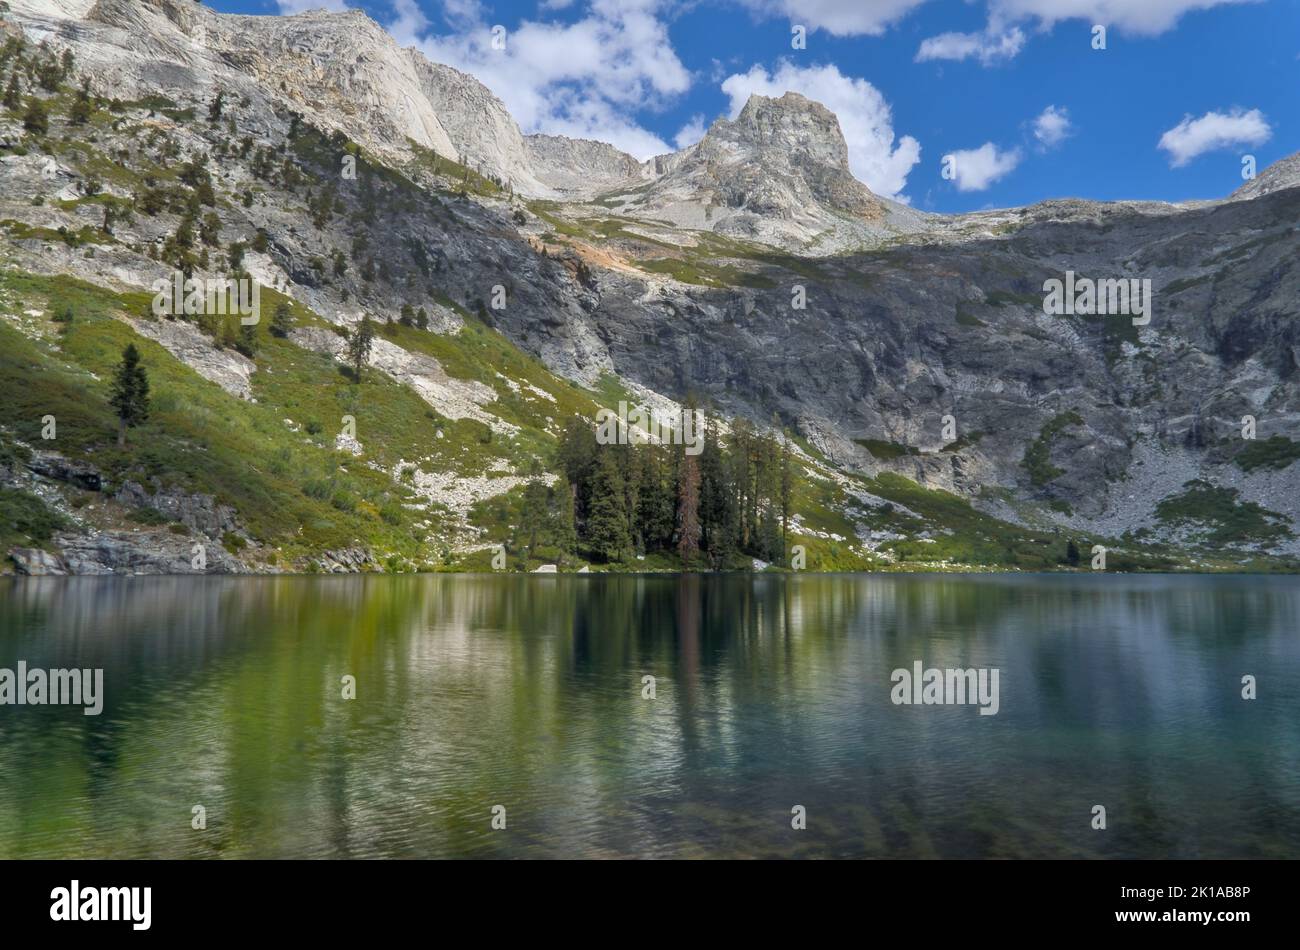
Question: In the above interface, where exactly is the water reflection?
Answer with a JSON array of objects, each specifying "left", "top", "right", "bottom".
[{"left": 1, "top": 573, "right": 1298, "bottom": 858}]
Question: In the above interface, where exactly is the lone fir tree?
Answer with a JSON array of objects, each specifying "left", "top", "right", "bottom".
[
  {"left": 347, "top": 316, "right": 375, "bottom": 381},
  {"left": 109, "top": 343, "right": 150, "bottom": 446}
]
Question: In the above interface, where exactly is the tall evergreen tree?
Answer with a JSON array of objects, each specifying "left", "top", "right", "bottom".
[
  {"left": 109, "top": 343, "right": 150, "bottom": 446},
  {"left": 2, "top": 70, "right": 20, "bottom": 110},
  {"left": 347, "top": 316, "right": 374, "bottom": 381},
  {"left": 552, "top": 480, "right": 577, "bottom": 556},
  {"left": 586, "top": 449, "right": 630, "bottom": 563},
  {"left": 639, "top": 443, "right": 675, "bottom": 552},
  {"left": 515, "top": 477, "right": 549, "bottom": 561},
  {"left": 556, "top": 415, "right": 597, "bottom": 521}
]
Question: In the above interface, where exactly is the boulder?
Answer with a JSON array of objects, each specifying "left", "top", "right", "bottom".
[{"left": 10, "top": 547, "right": 69, "bottom": 575}]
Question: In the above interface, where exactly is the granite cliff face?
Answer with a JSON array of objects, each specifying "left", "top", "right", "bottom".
[
  {"left": 2, "top": 0, "right": 1299, "bottom": 573},
  {"left": 598, "top": 92, "right": 929, "bottom": 251},
  {"left": 524, "top": 133, "right": 646, "bottom": 199}
]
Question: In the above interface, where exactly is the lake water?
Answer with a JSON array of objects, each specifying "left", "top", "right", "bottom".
[{"left": 1, "top": 573, "right": 1297, "bottom": 859}]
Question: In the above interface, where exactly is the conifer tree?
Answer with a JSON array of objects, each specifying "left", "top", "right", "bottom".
[
  {"left": 347, "top": 316, "right": 374, "bottom": 381},
  {"left": 21, "top": 94, "right": 47, "bottom": 134},
  {"left": 586, "top": 449, "right": 630, "bottom": 562},
  {"left": 109, "top": 343, "right": 150, "bottom": 446}
]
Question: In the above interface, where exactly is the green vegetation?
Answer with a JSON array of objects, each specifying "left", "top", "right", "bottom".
[
  {"left": 0, "top": 272, "right": 429, "bottom": 564},
  {"left": 0, "top": 487, "right": 66, "bottom": 551},
  {"left": 108, "top": 342, "right": 150, "bottom": 445},
  {"left": 1023, "top": 411, "right": 1083, "bottom": 486},
  {"left": 636, "top": 256, "right": 777, "bottom": 289},
  {"left": 1236, "top": 435, "right": 1300, "bottom": 472},
  {"left": 406, "top": 139, "right": 503, "bottom": 197},
  {"left": 855, "top": 438, "right": 918, "bottom": 461},
  {"left": 1155, "top": 480, "right": 1293, "bottom": 548}
]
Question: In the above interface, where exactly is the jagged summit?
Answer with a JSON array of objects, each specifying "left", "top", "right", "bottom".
[
  {"left": 1230, "top": 152, "right": 1300, "bottom": 202},
  {"left": 710, "top": 92, "right": 879, "bottom": 215},
  {"left": 8, "top": 2, "right": 920, "bottom": 248},
  {"left": 598, "top": 92, "right": 925, "bottom": 252}
]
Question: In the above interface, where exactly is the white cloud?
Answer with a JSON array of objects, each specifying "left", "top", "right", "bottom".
[
  {"left": 944, "top": 143, "right": 1022, "bottom": 191},
  {"left": 917, "top": 0, "right": 1257, "bottom": 66},
  {"left": 674, "top": 114, "right": 710, "bottom": 149},
  {"left": 719, "top": 61, "right": 922, "bottom": 200},
  {"left": 1157, "top": 108, "right": 1271, "bottom": 167},
  {"left": 989, "top": 0, "right": 1258, "bottom": 36},
  {"left": 915, "top": 28, "right": 1025, "bottom": 64},
  {"left": 385, "top": 0, "right": 428, "bottom": 43},
  {"left": 396, "top": 0, "right": 690, "bottom": 159},
  {"left": 1032, "top": 104, "right": 1072, "bottom": 149},
  {"left": 738, "top": 0, "right": 931, "bottom": 36}
]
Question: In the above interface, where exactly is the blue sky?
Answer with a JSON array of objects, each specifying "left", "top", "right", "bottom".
[{"left": 206, "top": 0, "right": 1299, "bottom": 213}]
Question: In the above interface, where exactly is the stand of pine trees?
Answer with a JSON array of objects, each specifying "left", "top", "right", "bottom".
[{"left": 548, "top": 409, "right": 796, "bottom": 568}]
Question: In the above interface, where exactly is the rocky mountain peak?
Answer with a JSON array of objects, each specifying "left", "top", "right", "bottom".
[
  {"left": 727, "top": 92, "right": 856, "bottom": 174},
  {"left": 1229, "top": 151, "right": 1300, "bottom": 202},
  {"left": 596, "top": 89, "right": 894, "bottom": 252}
]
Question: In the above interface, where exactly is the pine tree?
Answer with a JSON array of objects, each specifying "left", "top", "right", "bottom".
[
  {"left": 515, "top": 478, "right": 549, "bottom": 560},
  {"left": 109, "top": 343, "right": 150, "bottom": 446},
  {"left": 586, "top": 449, "right": 630, "bottom": 562},
  {"left": 347, "top": 316, "right": 374, "bottom": 381},
  {"left": 69, "top": 81, "right": 91, "bottom": 124},
  {"left": 2, "top": 70, "right": 19, "bottom": 110},
  {"left": 639, "top": 443, "right": 675, "bottom": 552},
  {"left": 200, "top": 211, "right": 221, "bottom": 246},
  {"left": 556, "top": 415, "right": 597, "bottom": 521},
  {"left": 552, "top": 480, "right": 577, "bottom": 556},
  {"left": 21, "top": 95, "right": 47, "bottom": 135}
]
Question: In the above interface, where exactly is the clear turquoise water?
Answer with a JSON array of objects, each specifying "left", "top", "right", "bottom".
[{"left": 1, "top": 573, "right": 1297, "bottom": 858}]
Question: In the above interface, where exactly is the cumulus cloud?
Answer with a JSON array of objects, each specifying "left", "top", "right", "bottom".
[
  {"left": 917, "top": 0, "right": 1257, "bottom": 66},
  {"left": 737, "top": 0, "right": 931, "bottom": 36},
  {"left": 944, "top": 143, "right": 1022, "bottom": 191},
  {"left": 392, "top": 0, "right": 690, "bottom": 159},
  {"left": 989, "top": 0, "right": 1257, "bottom": 36},
  {"left": 915, "top": 28, "right": 1025, "bottom": 65},
  {"left": 674, "top": 114, "right": 710, "bottom": 149},
  {"left": 1032, "top": 105, "right": 1072, "bottom": 149},
  {"left": 719, "top": 61, "right": 922, "bottom": 200},
  {"left": 1158, "top": 108, "right": 1271, "bottom": 167}
]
